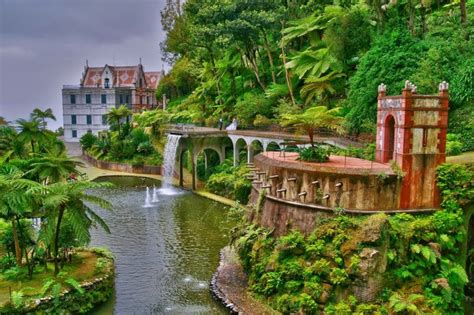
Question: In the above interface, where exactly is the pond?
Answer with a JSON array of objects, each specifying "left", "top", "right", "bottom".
[{"left": 88, "top": 176, "right": 232, "bottom": 314}]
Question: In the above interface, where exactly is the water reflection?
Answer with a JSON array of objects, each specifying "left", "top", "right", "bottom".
[{"left": 89, "top": 176, "right": 230, "bottom": 315}]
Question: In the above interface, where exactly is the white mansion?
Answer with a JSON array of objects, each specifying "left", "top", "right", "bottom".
[{"left": 62, "top": 61, "right": 161, "bottom": 142}]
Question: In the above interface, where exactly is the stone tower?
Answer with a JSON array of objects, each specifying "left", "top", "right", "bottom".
[{"left": 375, "top": 81, "right": 449, "bottom": 209}]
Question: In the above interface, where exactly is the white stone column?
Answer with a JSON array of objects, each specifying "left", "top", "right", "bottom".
[
  {"left": 233, "top": 142, "right": 239, "bottom": 167},
  {"left": 247, "top": 144, "right": 254, "bottom": 164}
]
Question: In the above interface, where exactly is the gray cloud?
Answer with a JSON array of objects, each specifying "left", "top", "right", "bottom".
[{"left": 0, "top": 0, "right": 167, "bottom": 130}]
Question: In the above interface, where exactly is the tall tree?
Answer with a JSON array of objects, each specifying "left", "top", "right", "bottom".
[
  {"left": 0, "top": 164, "right": 41, "bottom": 264},
  {"left": 16, "top": 118, "right": 53, "bottom": 153},
  {"left": 31, "top": 108, "right": 56, "bottom": 130},
  {"left": 107, "top": 105, "right": 132, "bottom": 137},
  {"left": 281, "top": 106, "right": 344, "bottom": 146},
  {"left": 42, "top": 180, "right": 113, "bottom": 275},
  {"left": 28, "top": 154, "right": 83, "bottom": 184}
]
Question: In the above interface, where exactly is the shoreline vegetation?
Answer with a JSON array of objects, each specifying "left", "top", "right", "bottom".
[{"left": 0, "top": 248, "right": 114, "bottom": 314}]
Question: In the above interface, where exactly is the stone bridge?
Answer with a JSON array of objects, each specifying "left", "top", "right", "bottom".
[{"left": 165, "top": 125, "right": 359, "bottom": 190}]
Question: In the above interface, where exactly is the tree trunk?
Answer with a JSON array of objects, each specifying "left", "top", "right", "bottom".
[
  {"left": 280, "top": 43, "right": 296, "bottom": 107},
  {"left": 262, "top": 31, "right": 277, "bottom": 84},
  {"left": 117, "top": 118, "right": 121, "bottom": 137},
  {"left": 30, "top": 140, "right": 35, "bottom": 153},
  {"left": 407, "top": 0, "right": 416, "bottom": 35},
  {"left": 53, "top": 207, "right": 65, "bottom": 275},
  {"left": 460, "top": 0, "right": 467, "bottom": 25},
  {"left": 309, "top": 128, "right": 315, "bottom": 147},
  {"left": 244, "top": 47, "right": 266, "bottom": 91},
  {"left": 11, "top": 218, "right": 22, "bottom": 265},
  {"left": 420, "top": 6, "right": 427, "bottom": 35}
]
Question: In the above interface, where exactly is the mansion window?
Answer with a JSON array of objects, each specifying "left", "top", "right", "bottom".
[
  {"left": 104, "top": 78, "right": 110, "bottom": 88},
  {"left": 86, "top": 94, "right": 91, "bottom": 104},
  {"left": 101, "top": 94, "right": 107, "bottom": 104},
  {"left": 72, "top": 130, "right": 77, "bottom": 138},
  {"left": 71, "top": 115, "right": 77, "bottom": 125},
  {"left": 86, "top": 115, "right": 92, "bottom": 125},
  {"left": 102, "top": 115, "right": 107, "bottom": 125},
  {"left": 70, "top": 95, "right": 76, "bottom": 104}
]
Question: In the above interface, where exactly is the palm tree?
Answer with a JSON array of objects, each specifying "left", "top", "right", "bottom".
[
  {"left": 28, "top": 154, "right": 84, "bottom": 184},
  {"left": 0, "top": 126, "right": 27, "bottom": 161},
  {"left": 42, "top": 180, "right": 113, "bottom": 275},
  {"left": 281, "top": 106, "right": 344, "bottom": 146},
  {"left": 107, "top": 105, "right": 132, "bottom": 137},
  {"left": 0, "top": 164, "right": 42, "bottom": 264},
  {"left": 31, "top": 108, "right": 57, "bottom": 130},
  {"left": 16, "top": 118, "right": 53, "bottom": 153},
  {"left": 300, "top": 71, "right": 345, "bottom": 105}
]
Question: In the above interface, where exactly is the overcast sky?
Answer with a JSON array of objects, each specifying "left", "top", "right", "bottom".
[{"left": 0, "top": 0, "right": 167, "bottom": 130}]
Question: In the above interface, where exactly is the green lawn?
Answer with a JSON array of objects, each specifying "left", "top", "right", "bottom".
[{"left": 447, "top": 151, "right": 474, "bottom": 165}]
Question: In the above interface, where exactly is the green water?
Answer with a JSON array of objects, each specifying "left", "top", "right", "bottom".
[{"left": 88, "top": 176, "right": 232, "bottom": 314}]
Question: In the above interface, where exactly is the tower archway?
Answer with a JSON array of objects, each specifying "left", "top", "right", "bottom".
[{"left": 383, "top": 115, "right": 396, "bottom": 163}]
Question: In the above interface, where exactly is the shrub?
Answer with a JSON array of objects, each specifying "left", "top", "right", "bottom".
[
  {"left": 446, "top": 134, "right": 463, "bottom": 156},
  {"left": 79, "top": 132, "right": 98, "bottom": 151},
  {"left": 130, "top": 128, "right": 149, "bottom": 147},
  {"left": 137, "top": 141, "right": 154, "bottom": 155},
  {"left": 132, "top": 156, "right": 145, "bottom": 167},
  {"left": 298, "top": 146, "right": 330, "bottom": 162},
  {"left": 206, "top": 163, "right": 252, "bottom": 203}
]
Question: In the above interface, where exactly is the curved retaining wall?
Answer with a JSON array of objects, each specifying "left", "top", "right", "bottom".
[
  {"left": 83, "top": 153, "right": 162, "bottom": 175},
  {"left": 254, "top": 154, "right": 401, "bottom": 211},
  {"left": 250, "top": 154, "right": 436, "bottom": 236}
]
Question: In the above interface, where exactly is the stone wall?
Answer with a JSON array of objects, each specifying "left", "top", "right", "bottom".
[
  {"left": 253, "top": 154, "right": 401, "bottom": 211},
  {"left": 250, "top": 154, "right": 435, "bottom": 236},
  {"left": 83, "top": 153, "right": 161, "bottom": 175}
]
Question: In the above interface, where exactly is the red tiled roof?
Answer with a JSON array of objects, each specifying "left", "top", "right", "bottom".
[
  {"left": 82, "top": 64, "right": 160, "bottom": 89},
  {"left": 145, "top": 71, "right": 161, "bottom": 89},
  {"left": 82, "top": 67, "right": 104, "bottom": 87}
]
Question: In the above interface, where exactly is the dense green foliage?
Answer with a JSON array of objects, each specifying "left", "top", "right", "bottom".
[
  {"left": 298, "top": 146, "right": 330, "bottom": 162},
  {"left": 205, "top": 160, "right": 252, "bottom": 204},
  {"left": 82, "top": 127, "right": 163, "bottom": 166},
  {"left": 0, "top": 109, "right": 114, "bottom": 312},
  {"left": 232, "top": 163, "right": 474, "bottom": 314},
  {"left": 158, "top": 0, "right": 473, "bottom": 151}
]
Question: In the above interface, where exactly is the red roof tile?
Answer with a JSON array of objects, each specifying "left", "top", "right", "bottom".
[{"left": 82, "top": 64, "right": 160, "bottom": 89}]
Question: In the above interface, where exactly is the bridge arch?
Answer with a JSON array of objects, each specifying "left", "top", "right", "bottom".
[{"left": 265, "top": 141, "right": 281, "bottom": 151}]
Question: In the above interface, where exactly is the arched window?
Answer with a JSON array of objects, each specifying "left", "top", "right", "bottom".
[
  {"left": 104, "top": 78, "right": 110, "bottom": 88},
  {"left": 383, "top": 115, "right": 396, "bottom": 162}
]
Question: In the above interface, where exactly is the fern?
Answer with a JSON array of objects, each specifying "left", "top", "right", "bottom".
[{"left": 65, "top": 278, "right": 85, "bottom": 294}]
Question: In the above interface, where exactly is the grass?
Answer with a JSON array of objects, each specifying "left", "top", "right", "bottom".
[
  {"left": 447, "top": 151, "right": 474, "bottom": 165},
  {"left": 0, "top": 251, "right": 99, "bottom": 307}
]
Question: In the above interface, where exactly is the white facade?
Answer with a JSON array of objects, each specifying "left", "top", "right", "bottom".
[{"left": 62, "top": 87, "right": 131, "bottom": 142}]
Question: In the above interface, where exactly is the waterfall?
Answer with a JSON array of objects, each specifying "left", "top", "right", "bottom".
[{"left": 160, "top": 134, "right": 182, "bottom": 194}]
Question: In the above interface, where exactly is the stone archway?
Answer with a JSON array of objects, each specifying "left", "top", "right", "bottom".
[{"left": 196, "top": 148, "right": 223, "bottom": 182}]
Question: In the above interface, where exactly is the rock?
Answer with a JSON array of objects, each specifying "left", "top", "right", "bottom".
[
  {"left": 429, "top": 242, "right": 441, "bottom": 258},
  {"left": 433, "top": 278, "right": 450, "bottom": 290},
  {"left": 351, "top": 246, "right": 388, "bottom": 303},
  {"left": 316, "top": 283, "right": 332, "bottom": 304}
]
